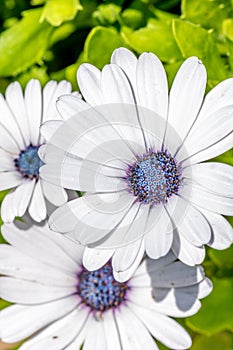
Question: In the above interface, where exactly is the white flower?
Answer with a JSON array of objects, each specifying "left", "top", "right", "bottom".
[
  {"left": 0, "top": 79, "right": 73, "bottom": 223},
  {"left": 0, "top": 222, "right": 212, "bottom": 350},
  {"left": 40, "top": 48, "right": 233, "bottom": 280}
]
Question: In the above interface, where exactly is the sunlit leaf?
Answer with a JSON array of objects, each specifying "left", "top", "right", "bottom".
[
  {"left": 187, "top": 277, "right": 233, "bottom": 335},
  {"left": 93, "top": 4, "right": 121, "bottom": 25},
  {"left": 190, "top": 332, "right": 233, "bottom": 350},
  {"left": 208, "top": 245, "right": 233, "bottom": 272},
  {"left": 182, "top": 0, "right": 232, "bottom": 33},
  {"left": 0, "top": 9, "right": 54, "bottom": 76},
  {"left": 211, "top": 149, "right": 233, "bottom": 166},
  {"left": 83, "top": 26, "right": 124, "bottom": 68},
  {"left": 40, "top": 0, "right": 83, "bottom": 26},
  {"left": 121, "top": 18, "right": 182, "bottom": 62},
  {"left": 172, "top": 19, "right": 228, "bottom": 85}
]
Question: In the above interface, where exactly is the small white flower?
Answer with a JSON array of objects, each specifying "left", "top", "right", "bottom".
[
  {"left": 0, "top": 222, "right": 212, "bottom": 350},
  {"left": 0, "top": 79, "right": 73, "bottom": 223},
  {"left": 40, "top": 48, "right": 233, "bottom": 280}
]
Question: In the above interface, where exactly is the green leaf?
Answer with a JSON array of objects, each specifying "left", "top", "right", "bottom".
[
  {"left": 83, "top": 26, "right": 124, "bottom": 68},
  {"left": 182, "top": 0, "right": 233, "bottom": 34},
  {"left": 172, "top": 19, "right": 228, "bottom": 85},
  {"left": 0, "top": 9, "right": 54, "bottom": 77},
  {"left": 223, "top": 19, "right": 233, "bottom": 71},
  {"left": 121, "top": 9, "right": 145, "bottom": 29},
  {"left": 208, "top": 244, "right": 233, "bottom": 272},
  {"left": 40, "top": 0, "right": 83, "bottom": 27},
  {"left": 186, "top": 277, "right": 233, "bottom": 335},
  {"left": 190, "top": 332, "right": 233, "bottom": 350},
  {"left": 92, "top": 4, "right": 121, "bottom": 25},
  {"left": 211, "top": 149, "right": 233, "bottom": 166},
  {"left": 121, "top": 18, "right": 182, "bottom": 63}
]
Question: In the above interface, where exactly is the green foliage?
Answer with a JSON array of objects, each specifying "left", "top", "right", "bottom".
[
  {"left": 83, "top": 26, "right": 125, "bottom": 68},
  {"left": 172, "top": 19, "right": 228, "bottom": 86},
  {"left": 122, "top": 17, "right": 182, "bottom": 62},
  {"left": 0, "top": 8, "right": 54, "bottom": 77},
  {"left": 182, "top": 0, "right": 233, "bottom": 33},
  {"left": 187, "top": 278, "right": 233, "bottom": 335},
  {"left": 40, "top": 0, "right": 83, "bottom": 26},
  {"left": 0, "top": 0, "right": 232, "bottom": 349},
  {"left": 191, "top": 332, "right": 233, "bottom": 350}
]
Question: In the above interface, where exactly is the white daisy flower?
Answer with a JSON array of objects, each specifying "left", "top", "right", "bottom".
[
  {"left": 0, "top": 222, "right": 212, "bottom": 350},
  {"left": 0, "top": 79, "right": 73, "bottom": 223},
  {"left": 40, "top": 48, "right": 233, "bottom": 279}
]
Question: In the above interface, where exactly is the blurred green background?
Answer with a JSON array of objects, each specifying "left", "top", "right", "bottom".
[{"left": 0, "top": 0, "right": 232, "bottom": 349}]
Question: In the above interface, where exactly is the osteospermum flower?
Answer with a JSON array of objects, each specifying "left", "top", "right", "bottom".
[
  {"left": 0, "top": 79, "right": 73, "bottom": 222},
  {"left": 0, "top": 222, "right": 212, "bottom": 350},
  {"left": 40, "top": 48, "right": 233, "bottom": 280}
]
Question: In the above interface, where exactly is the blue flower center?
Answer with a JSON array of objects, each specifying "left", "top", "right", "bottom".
[
  {"left": 14, "top": 144, "right": 43, "bottom": 179},
  {"left": 126, "top": 150, "right": 181, "bottom": 206},
  {"left": 77, "top": 263, "right": 129, "bottom": 312}
]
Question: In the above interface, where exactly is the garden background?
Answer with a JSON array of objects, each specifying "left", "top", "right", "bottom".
[{"left": 0, "top": 0, "right": 232, "bottom": 349}]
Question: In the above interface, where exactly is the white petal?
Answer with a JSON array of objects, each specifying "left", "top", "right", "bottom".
[
  {"left": 177, "top": 277, "right": 213, "bottom": 300},
  {"left": 1, "top": 223, "right": 78, "bottom": 272},
  {"left": 112, "top": 238, "right": 145, "bottom": 282},
  {"left": 197, "top": 78, "right": 233, "bottom": 121},
  {"left": 190, "top": 162, "right": 233, "bottom": 197},
  {"left": 40, "top": 120, "right": 63, "bottom": 142},
  {"left": 13, "top": 179, "right": 35, "bottom": 218},
  {"left": 19, "top": 307, "right": 87, "bottom": 350},
  {"left": 0, "top": 277, "right": 75, "bottom": 304},
  {"left": 0, "top": 122, "right": 21, "bottom": 153},
  {"left": 149, "top": 261, "right": 204, "bottom": 288},
  {"left": 131, "top": 251, "right": 177, "bottom": 283},
  {"left": 83, "top": 316, "right": 107, "bottom": 350},
  {"left": 201, "top": 209, "right": 233, "bottom": 249},
  {"left": 0, "top": 92, "right": 25, "bottom": 150},
  {"left": 48, "top": 198, "right": 82, "bottom": 233},
  {"left": 115, "top": 307, "right": 157, "bottom": 350},
  {"left": 0, "top": 244, "right": 75, "bottom": 286},
  {"left": 24, "top": 79, "right": 42, "bottom": 145},
  {"left": 188, "top": 182, "right": 233, "bottom": 216},
  {"left": 83, "top": 247, "right": 114, "bottom": 271},
  {"left": 42, "top": 80, "right": 72, "bottom": 123},
  {"left": 0, "top": 149, "right": 15, "bottom": 171},
  {"left": 57, "top": 94, "right": 89, "bottom": 120},
  {"left": 49, "top": 192, "right": 136, "bottom": 247},
  {"left": 182, "top": 105, "right": 233, "bottom": 164},
  {"left": 77, "top": 63, "right": 103, "bottom": 105},
  {"left": 103, "top": 309, "right": 122, "bottom": 350},
  {"left": 0, "top": 297, "right": 79, "bottom": 343},
  {"left": 43, "top": 228, "right": 84, "bottom": 265},
  {"left": 28, "top": 180, "right": 47, "bottom": 222},
  {"left": 136, "top": 52, "right": 168, "bottom": 118},
  {"left": 41, "top": 180, "right": 68, "bottom": 206},
  {"left": 131, "top": 304, "right": 192, "bottom": 349},
  {"left": 0, "top": 190, "right": 16, "bottom": 222},
  {"left": 173, "top": 200, "right": 211, "bottom": 246},
  {"left": 1, "top": 180, "right": 35, "bottom": 223},
  {"left": 101, "top": 64, "right": 135, "bottom": 104},
  {"left": 172, "top": 229, "right": 205, "bottom": 265},
  {"left": 145, "top": 206, "right": 173, "bottom": 259},
  {"left": 111, "top": 47, "right": 137, "bottom": 94},
  {"left": 166, "top": 57, "right": 206, "bottom": 143},
  {"left": 0, "top": 171, "right": 23, "bottom": 191},
  {"left": 40, "top": 155, "right": 125, "bottom": 193},
  {"left": 41, "top": 105, "right": 142, "bottom": 163},
  {"left": 151, "top": 290, "right": 201, "bottom": 317}
]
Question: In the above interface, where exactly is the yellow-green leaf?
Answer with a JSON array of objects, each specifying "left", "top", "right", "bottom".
[
  {"left": 40, "top": 0, "right": 83, "bottom": 26},
  {"left": 0, "top": 9, "right": 54, "bottom": 76}
]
